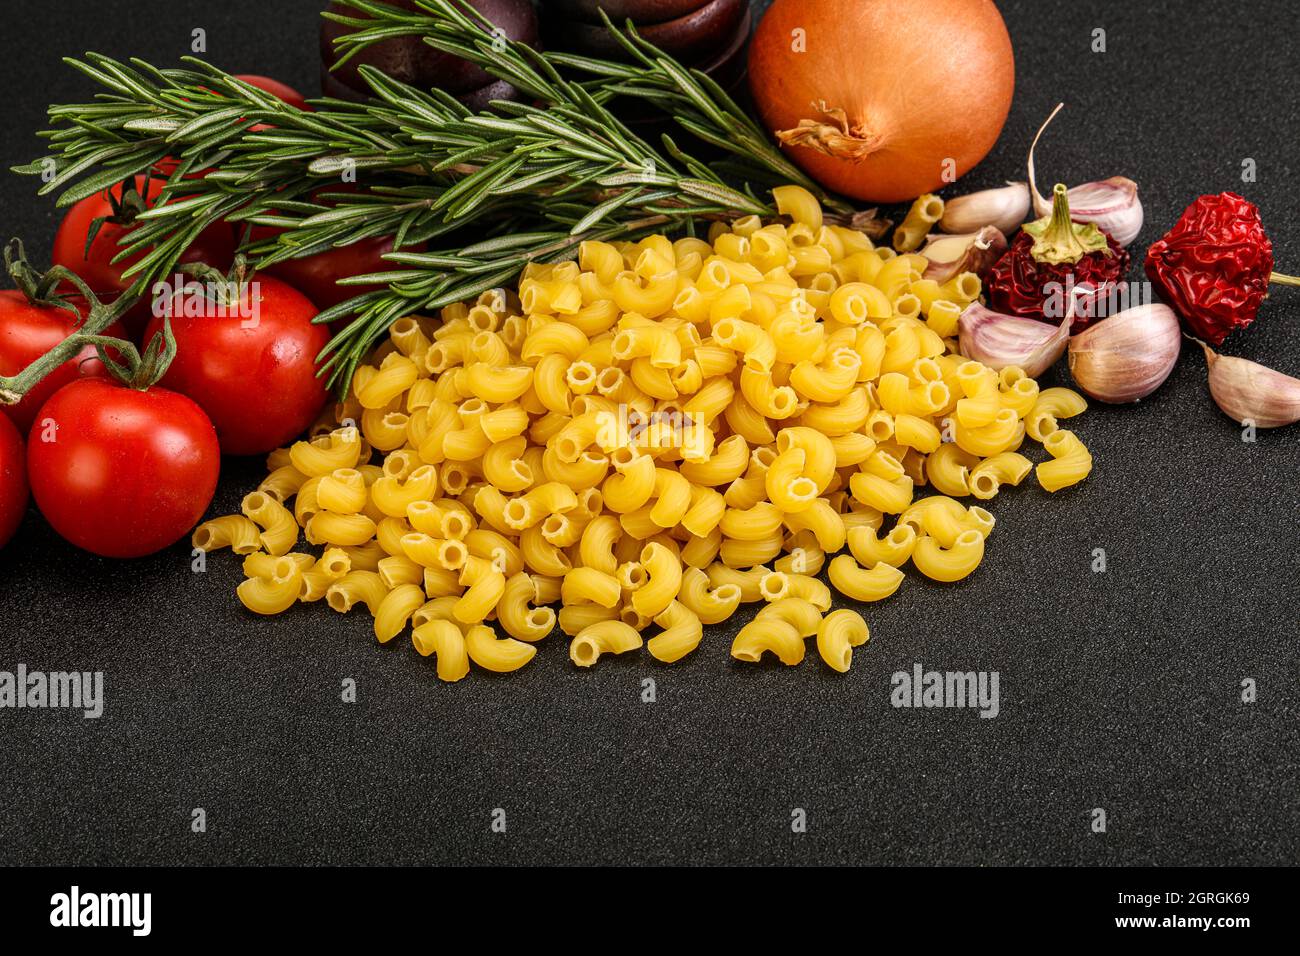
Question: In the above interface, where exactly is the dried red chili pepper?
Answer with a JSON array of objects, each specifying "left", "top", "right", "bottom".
[
  {"left": 986, "top": 183, "right": 1130, "bottom": 331},
  {"left": 1143, "top": 192, "right": 1300, "bottom": 345}
]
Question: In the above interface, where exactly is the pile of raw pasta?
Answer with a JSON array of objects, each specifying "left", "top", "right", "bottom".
[{"left": 193, "top": 186, "right": 1093, "bottom": 680}]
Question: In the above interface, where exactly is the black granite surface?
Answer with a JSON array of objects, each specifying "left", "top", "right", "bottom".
[{"left": 0, "top": 0, "right": 1296, "bottom": 866}]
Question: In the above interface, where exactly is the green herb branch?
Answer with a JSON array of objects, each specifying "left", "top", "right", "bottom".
[{"left": 11, "top": 0, "right": 849, "bottom": 393}]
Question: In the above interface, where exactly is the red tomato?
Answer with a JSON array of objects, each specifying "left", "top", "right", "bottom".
[
  {"left": 152, "top": 76, "right": 310, "bottom": 178},
  {"left": 259, "top": 234, "right": 408, "bottom": 311},
  {"left": 27, "top": 378, "right": 220, "bottom": 558},
  {"left": 234, "top": 74, "right": 310, "bottom": 112},
  {"left": 247, "top": 183, "right": 417, "bottom": 314},
  {"left": 0, "top": 412, "right": 27, "bottom": 549},
  {"left": 143, "top": 274, "right": 330, "bottom": 455},
  {"left": 0, "top": 291, "right": 127, "bottom": 434},
  {"left": 52, "top": 174, "right": 236, "bottom": 339}
]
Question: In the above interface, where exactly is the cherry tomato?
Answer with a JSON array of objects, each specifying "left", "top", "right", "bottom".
[
  {"left": 0, "top": 411, "right": 27, "bottom": 549},
  {"left": 173, "top": 75, "right": 311, "bottom": 141},
  {"left": 234, "top": 74, "right": 310, "bottom": 112},
  {"left": 258, "top": 233, "right": 409, "bottom": 311},
  {"left": 27, "top": 378, "right": 220, "bottom": 558},
  {"left": 0, "top": 291, "right": 127, "bottom": 434},
  {"left": 52, "top": 174, "right": 236, "bottom": 339},
  {"left": 143, "top": 274, "right": 330, "bottom": 456},
  {"left": 152, "top": 75, "right": 309, "bottom": 176},
  {"left": 247, "top": 182, "right": 418, "bottom": 314}
]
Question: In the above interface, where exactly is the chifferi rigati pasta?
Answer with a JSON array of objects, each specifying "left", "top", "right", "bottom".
[{"left": 193, "top": 186, "right": 1093, "bottom": 680}]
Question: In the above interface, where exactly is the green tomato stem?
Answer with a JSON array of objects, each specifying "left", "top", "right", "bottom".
[{"left": 0, "top": 236, "right": 142, "bottom": 403}]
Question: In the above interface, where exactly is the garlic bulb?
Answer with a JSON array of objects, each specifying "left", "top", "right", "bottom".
[
  {"left": 958, "top": 303, "right": 1070, "bottom": 377},
  {"left": 939, "top": 183, "right": 1031, "bottom": 235},
  {"left": 1067, "top": 304, "right": 1180, "bottom": 403},
  {"left": 920, "top": 226, "right": 1008, "bottom": 283},
  {"left": 1201, "top": 345, "right": 1300, "bottom": 428},
  {"left": 1028, "top": 104, "right": 1144, "bottom": 248}
]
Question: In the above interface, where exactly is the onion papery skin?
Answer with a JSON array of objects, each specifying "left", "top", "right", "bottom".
[{"left": 748, "top": 0, "right": 1015, "bottom": 203}]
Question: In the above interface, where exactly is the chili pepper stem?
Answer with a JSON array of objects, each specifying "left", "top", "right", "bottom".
[
  {"left": 1040, "top": 184, "right": 1085, "bottom": 259},
  {"left": 1023, "top": 183, "right": 1112, "bottom": 266},
  {"left": 1270, "top": 271, "right": 1300, "bottom": 287}
]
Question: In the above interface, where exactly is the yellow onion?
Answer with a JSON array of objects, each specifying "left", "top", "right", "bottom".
[{"left": 749, "top": 0, "right": 1015, "bottom": 202}]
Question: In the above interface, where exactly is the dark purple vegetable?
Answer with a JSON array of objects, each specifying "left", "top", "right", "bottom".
[
  {"left": 544, "top": 0, "right": 712, "bottom": 25},
  {"left": 558, "top": 0, "right": 744, "bottom": 62},
  {"left": 320, "top": 0, "right": 539, "bottom": 101}
]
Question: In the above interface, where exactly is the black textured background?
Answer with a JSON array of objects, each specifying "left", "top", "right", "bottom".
[{"left": 0, "top": 0, "right": 1296, "bottom": 866}]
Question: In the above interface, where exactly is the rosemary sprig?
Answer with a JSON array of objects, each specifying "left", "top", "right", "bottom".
[
  {"left": 326, "top": 0, "right": 846, "bottom": 213},
  {"left": 11, "top": 0, "right": 847, "bottom": 394}
]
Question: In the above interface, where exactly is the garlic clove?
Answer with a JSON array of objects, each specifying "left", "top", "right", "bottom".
[
  {"left": 1067, "top": 303, "right": 1181, "bottom": 403},
  {"left": 958, "top": 302, "right": 1070, "bottom": 377},
  {"left": 1027, "top": 104, "right": 1144, "bottom": 248},
  {"left": 921, "top": 226, "right": 1008, "bottom": 283},
  {"left": 939, "top": 182, "right": 1030, "bottom": 236},
  {"left": 1201, "top": 345, "right": 1300, "bottom": 428}
]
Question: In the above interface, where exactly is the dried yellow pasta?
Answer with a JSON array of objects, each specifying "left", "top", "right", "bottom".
[
  {"left": 1036, "top": 429, "right": 1094, "bottom": 492},
  {"left": 816, "top": 609, "right": 870, "bottom": 673},
  {"left": 197, "top": 184, "right": 1091, "bottom": 681},
  {"left": 237, "top": 554, "right": 308, "bottom": 615},
  {"left": 192, "top": 515, "right": 263, "bottom": 555},
  {"left": 893, "top": 194, "right": 944, "bottom": 253},
  {"left": 731, "top": 617, "right": 804, "bottom": 666},
  {"left": 570, "top": 620, "right": 643, "bottom": 667}
]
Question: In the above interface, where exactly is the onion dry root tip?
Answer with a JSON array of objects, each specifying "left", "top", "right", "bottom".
[{"left": 774, "top": 102, "right": 882, "bottom": 162}]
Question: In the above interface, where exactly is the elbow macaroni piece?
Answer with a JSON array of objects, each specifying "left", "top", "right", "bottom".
[
  {"left": 1036, "top": 429, "right": 1093, "bottom": 492},
  {"left": 816, "top": 609, "right": 870, "bottom": 673},
  {"left": 631, "top": 542, "right": 682, "bottom": 618},
  {"left": 912, "top": 530, "right": 986, "bottom": 582},
  {"left": 893, "top": 194, "right": 944, "bottom": 253},
  {"left": 193, "top": 515, "right": 263, "bottom": 555},
  {"left": 570, "top": 620, "right": 644, "bottom": 667},
  {"left": 755, "top": 598, "right": 822, "bottom": 638},
  {"left": 731, "top": 618, "right": 804, "bottom": 666},
  {"left": 969, "top": 452, "right": 1032, "bottom": 500},
  {"left": 374, "top": 583, "right": 427, "bottom": 643},
  {"left": 498, "top": 573, "right": 557, "bottom": 641},
  {"left": 648, "top": 600, "right": 704, "bottom": 663},
  {"left": 242, "top": 492, "right": 299, "bottom": 556},
  {"left": 412, "top": 619, "right": 471, "bottom": 682},
  {"left": 828, "top": 555, "right": 905, "bottom": 602},
  {"left": 1027, "top": 387, "right": 1088, "bottom": 442},
  {"left": 465, "top": 624, "right": 537, "bottom": 672},
  {"left": 201, "top": 184, "right": 1092, "bottom": 680},
  {"left": 237, "top": 554, "right": 307, "bottom": 615}
]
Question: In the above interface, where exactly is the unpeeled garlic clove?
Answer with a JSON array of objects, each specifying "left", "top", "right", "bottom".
[
  {"left": 1028, "top": 104, "right": 1144, "bottom": 248},
  {"left": 921, "top": 226, "right": 1008, "bottom": 283},
  {"left": 1201, "top": 345, "right": 1300, "bottom": 428},
  {"left": 958, "top": 302, "right": 1070, "bottom": 377},
  {"left": 1067, "top": 303, "right": 1181, "bottom": 403},
  {"left": 939, "top": 182, "right": 1031, "bottom": 235}
]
